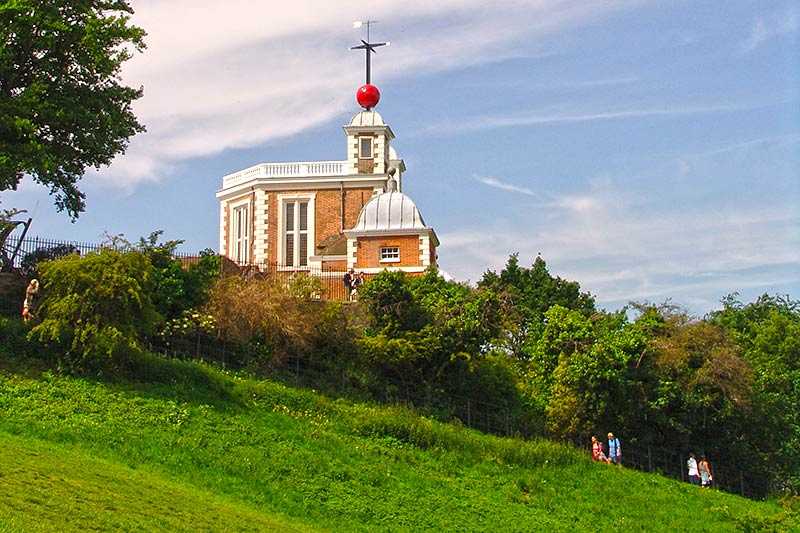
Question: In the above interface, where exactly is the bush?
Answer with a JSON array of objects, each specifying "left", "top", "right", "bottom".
[
  {"left": 204, "top": 275, "right": 322, "bottom": 366},
  {"left": 29, "top": 249, "right": 158, "bottom": 372},
  {"left": 19, "top": 244, "right": 80, "bottom": 278}
]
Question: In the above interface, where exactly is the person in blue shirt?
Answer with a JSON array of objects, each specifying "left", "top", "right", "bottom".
[{"left": 607, "top": 432, "right": 622, "bottom": 466}]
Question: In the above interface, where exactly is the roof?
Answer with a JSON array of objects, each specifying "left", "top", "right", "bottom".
[
  {"left": 351, "top": 191, "right": 427, "bottom": 232},
  {"left": 349, "top": 110, "right": 385, "bottom": 127}
]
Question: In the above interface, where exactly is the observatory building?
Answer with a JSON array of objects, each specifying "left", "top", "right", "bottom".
[{"left": 215, "top": 75, "right": 438, "bottom": 274}]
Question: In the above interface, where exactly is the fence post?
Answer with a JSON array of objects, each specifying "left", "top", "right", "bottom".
[
  {"left": 680, "top": 456, "right": 685, "bottom": 482},
  {"left": 466, "top": 399, "right": 471, "bottom": 427},
  {"left": 647, "top": 446, "right": 653, "bottom": 471},
  {"left": 739, "top": 472, "right": 744, "bottom": 496}
]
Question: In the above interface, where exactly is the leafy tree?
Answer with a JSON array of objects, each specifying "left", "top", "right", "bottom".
[
  {"left": 125, "top": 231, "right": 220, "bottom": 320},
  {"left": 480, "top": 255, "right": 595, "bottom": 357},
  {"left": 710, "top": 294, "right": 800, "bottom": 494},
  {"left": 0, "top": 0, "right": 146, "bottom": 218},
  {"left": 29, "top": 249, "right": 158, "bottom": 371}
]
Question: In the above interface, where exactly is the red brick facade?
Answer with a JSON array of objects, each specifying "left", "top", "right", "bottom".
[
  {"left": 355, "top": 235, "right": 421, "bottom": 268},
  {"left": 266, "top": 187, "right": 374, "bottom": 264}
]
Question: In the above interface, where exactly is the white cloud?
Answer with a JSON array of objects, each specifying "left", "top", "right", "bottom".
[
  {"left": 91, "top": 0, "right": 644, "bottom": 187},
  {"left": 474, "top": 176, "right": 537, "bottom": 196},
  {"left": 447, "top": 103, "right": 757, "bottom": 135},
  {"left": 741, "top": 10, "right": 798, "bottom": 52},
  {"left": 438, "top": 182, "right": 800, "bottom": 311}
]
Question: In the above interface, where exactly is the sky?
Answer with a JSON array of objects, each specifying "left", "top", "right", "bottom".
[{"left": 5, "top": 0, "right": 799, "bottom": 314}]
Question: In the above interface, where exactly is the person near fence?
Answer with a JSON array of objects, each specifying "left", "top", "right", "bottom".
[
  {"left": 699, "top": 455, "right": 713, "bottom": 487},
  {"left": 591, "top": 436, "right": 608, "bottom": 462},
  {"left": 350, "top": 271, "right": 364, "bottom": 301},
  {"left": 21, "top": 279, "right": 39, "bottom": 322},
  {"left": 607, "top": 432, "right": 622, "bottom": 466},
  {"left": 687, "top": 453, "right": 700, "bottom": 485},
  {"left": 343, "top": 269, "right": 354, "bottom": 297}
]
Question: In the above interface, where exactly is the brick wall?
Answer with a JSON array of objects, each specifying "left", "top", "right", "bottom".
[
  {"left": 355, "top": 235, "right": 421, "bottom": 268},
  {"left": 269, "top": 187, "right": 374, "bottom": 264}
]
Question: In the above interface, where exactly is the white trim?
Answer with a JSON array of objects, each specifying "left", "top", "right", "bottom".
[
  {"left": 228, "top": 198, "right": 251, "bottom": 264},
  {"left": 346, "top": 238, "right": 358, "bottom": 270},
  {"left": 419, "top": 235, "right": 431, "bottom": 267},
  {"left": 356, "top": 266, "right": 427, "bottom": 274},
  {"left": 276, "top": 192, "right": 316, "bottom": 269},
  {"left": 216, "top": 176, "right": 389, "bottom": 199}
]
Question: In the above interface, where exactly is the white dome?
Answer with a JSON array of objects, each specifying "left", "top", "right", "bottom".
[
  {"left": 352, "top": 191, "right": 427, "bottom": 232},
  {"left": 349, "top": 110, "right": 385, "bottom": 127}
]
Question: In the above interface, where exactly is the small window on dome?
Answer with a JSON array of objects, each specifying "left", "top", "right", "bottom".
[
  {"left": 380, "top": 246, "right": 400, "bottom": 263},
  {"left": 359, "top": 136, "right": 373, "bottom": 159}
]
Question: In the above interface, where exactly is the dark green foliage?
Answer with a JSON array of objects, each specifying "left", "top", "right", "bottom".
[
  {"left": 28, "top": 249, "right": 158, "bottom": 371},
  {"left": 710, "top": 294, "right": 800, "bottom": 494},
  {"left": 0, "top": 0, "right": 146, "bottom": 218},
  {"left": 19, "top": 243, "right": 79, "bottom": 277},
  {"left": 137, "top": 231, "right": 221, "bottom": 320},
  {"left": 480, "top": 254, "right": 596, "bottom": 357},
  {"left": 358, "top": 268, "right": 512, "bottom": 416}
]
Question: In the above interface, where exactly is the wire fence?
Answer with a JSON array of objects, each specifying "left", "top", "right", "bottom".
[{"left": 148, "top": 331, "right": 758, "bottom": 499}]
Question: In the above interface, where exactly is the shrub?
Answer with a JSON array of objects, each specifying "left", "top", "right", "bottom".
[
  {"left": 204, "top": 275, "right": 319, "bottom": 365},
  {"left": 29, "top": 249, "right": 158, "bottom": 372},
  {"left": 19, "top": 243, "right": 80, "bottom": 278}
]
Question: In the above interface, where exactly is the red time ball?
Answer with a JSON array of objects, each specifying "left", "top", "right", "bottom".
[{"left": 356, "top": 84, "right": 380, "bottom": 109}]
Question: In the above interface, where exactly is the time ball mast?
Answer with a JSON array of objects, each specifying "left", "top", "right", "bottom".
[{"left": 350, "top": 23, "right": 387, "bottom": 110}]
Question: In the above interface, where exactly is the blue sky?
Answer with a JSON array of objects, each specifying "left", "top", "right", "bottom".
[{"left": 5, "top": 0, "right": 799, "bottom": 314}]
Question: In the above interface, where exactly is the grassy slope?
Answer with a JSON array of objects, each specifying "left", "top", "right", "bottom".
[
  {"left": 0, "top": 433, "right": 303, "bottom": 532},
  {"left": 0, "top": 353, "right": 795, "bottom": 532}
]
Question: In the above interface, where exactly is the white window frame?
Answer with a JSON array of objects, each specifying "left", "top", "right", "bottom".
[
  {"left": 359, "top": 136, "right": 373, "bottom": 159},
  {"left": 379, "top": 246, "right": 400, "bottom": 263},
  {"left": 228, "top": 198, "right": 251, "bottom": 265},
  {"left": 277, "top": 193, "right": 315, "bottom": 269}
]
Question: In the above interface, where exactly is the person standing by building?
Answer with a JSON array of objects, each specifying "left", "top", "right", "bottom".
[
  {"left": 350, "top": 271, "right": 364, "bottom": 301},
  {"left": 607, "top": 432, "right": 622, "bottom": 466},
  {"left": 343, "top": 269, "right": 354, "bottom": 300},
  {"left": 687, "top": 453, "right": 700, "bottom": 485}
]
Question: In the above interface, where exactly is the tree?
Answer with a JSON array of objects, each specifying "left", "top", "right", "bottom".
[
  {"left": 479, "top": 254, "right": 596, "bottom": 358},
  {"left": 0, "top": 0, "right": 146, "bottom": 218},
  {"left": 29, "top": 248, "right": 158, "bottom": 371}
]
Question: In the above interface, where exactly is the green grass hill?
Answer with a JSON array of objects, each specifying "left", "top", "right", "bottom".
[{"left": 0, "top": 351, "right": 796, "bottom": 532}]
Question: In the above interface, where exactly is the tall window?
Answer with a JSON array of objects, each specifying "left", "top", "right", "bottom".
[
  {"left": 232, "top": 204, "right": 249, "bottom": 264},
  {"left": 283, "top": 200, "right": 309, "bottom": 267},
  {"left": 359, "top": 136, "right": 372, "bottom": 159}
]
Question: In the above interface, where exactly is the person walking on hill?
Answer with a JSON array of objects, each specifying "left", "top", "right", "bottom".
[
  {"left": 699, "top": 455, "right": 713, "bottom": 487},
  {"left": 607, "top": 432, "right": 622, "bottom": 466},
  {"left": 591, "top": 436, "right": 608, "bottom": 462},
  {"left": 687, "top": 453, "right": 700, "bottom": 485}
]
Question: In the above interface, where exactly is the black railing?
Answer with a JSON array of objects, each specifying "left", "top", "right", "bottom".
[{"left": 2, "top": 235, "right": 356, "bottom": 301}]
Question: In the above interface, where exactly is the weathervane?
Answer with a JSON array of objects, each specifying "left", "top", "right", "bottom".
[{"left": 351, "top": 20, "right": 389, "bottom": 110}]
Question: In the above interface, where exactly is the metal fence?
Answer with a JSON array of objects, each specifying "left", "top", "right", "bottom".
[
  {"left": 1, "top": 235, "right": 354, "bottom": 301},
  {"left": 150, "top": 331, "right": 758, "bottom": 499}
]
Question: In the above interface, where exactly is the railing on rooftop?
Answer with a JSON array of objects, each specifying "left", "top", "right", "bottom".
[{"left": 222, "top": 160, "right": 351, "bottom": 189}]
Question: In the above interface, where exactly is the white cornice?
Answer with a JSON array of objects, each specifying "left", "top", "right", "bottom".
[{"left": 216, "top": 176, "right": 388, "bottom": 200}]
